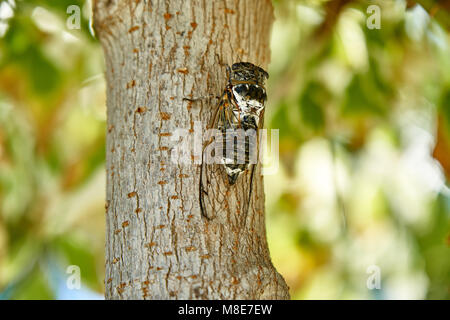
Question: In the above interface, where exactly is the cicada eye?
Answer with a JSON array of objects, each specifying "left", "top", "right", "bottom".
[
  {"left": 245, "top": 84, "right": 265, "bottom": 100},
  {"left": 233, "top": 84, "right": 248, "bottom": 96},
  {"left": 247, "top": 85, "right": 257, "bottom": 96}
]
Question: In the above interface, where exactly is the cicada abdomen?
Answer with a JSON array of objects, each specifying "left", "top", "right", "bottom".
[{"left": 199, "top": 62, "right": 269, "bottom": 221}]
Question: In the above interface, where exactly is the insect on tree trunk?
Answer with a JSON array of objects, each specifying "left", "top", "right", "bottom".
[{"left": 93, "top": 0, "right": 289, "bottom": 299}]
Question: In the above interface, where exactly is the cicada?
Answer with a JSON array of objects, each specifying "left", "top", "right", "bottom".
[{"left": 199, "top": 62, "right": 269, "bottom": 220}]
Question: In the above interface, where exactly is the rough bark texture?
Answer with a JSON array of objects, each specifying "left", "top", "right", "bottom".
[{"left": 94, "top": 0, "right": 289, "bottom": 299}]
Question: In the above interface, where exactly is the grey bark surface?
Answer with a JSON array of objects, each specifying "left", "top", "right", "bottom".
[{"left": 93, "top": 0, "right": 289, "bottom": 299}]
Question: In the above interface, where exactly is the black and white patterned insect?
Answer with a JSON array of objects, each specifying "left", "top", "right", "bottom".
[{"left": 199, "top": 62, "right": 269, "bottom": 219}]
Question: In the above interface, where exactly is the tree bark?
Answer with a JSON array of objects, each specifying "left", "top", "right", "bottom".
[{"left": 93, "top": 0, "right": 289, "bottom": 299}]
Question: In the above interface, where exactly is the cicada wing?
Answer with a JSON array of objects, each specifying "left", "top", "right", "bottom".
[
  {"left": 199, "top": 92, "right": 230, "bottom": 220},
  {"left": 201, "top": 153, "right": 254, "bottom": 224},
  {"left": 240, "top": 107, "right": 266, "bottom": 226},
  {"left": 199, "top": 151, "right": 228, "bottom": 220}
]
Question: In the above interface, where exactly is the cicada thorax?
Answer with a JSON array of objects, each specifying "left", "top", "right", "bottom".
[{"left": 199, "top": 62, "right": 269, "bottom": 220}]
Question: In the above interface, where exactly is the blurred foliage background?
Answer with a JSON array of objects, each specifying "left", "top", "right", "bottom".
[{"left": 0, "top": 0, "right": 449, "bottom": 299}]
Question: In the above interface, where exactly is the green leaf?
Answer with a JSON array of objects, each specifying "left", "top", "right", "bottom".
[
  {"left": 51, "top": 236, "right": 102, "bottom": 291},
  {"left": 2, "top": 16, "right": 62, "bottom": 96},
  {"left": 12, "top": 267, "right": 54, "bottom": 300},
  {"left": 299, "top": 82, "right": 325, "bottom": 131},
  {"left": 270, "top": 101, "right": 295, "bottom": 139},
  {"left": 341, "top": 74, "right": 384, "bottom": 116},
  {"left": 440, "top": 88, "right": 450, "bottom": 134},
  {"left": 25, "top": 46, "right": 62, "bottom": 95}
]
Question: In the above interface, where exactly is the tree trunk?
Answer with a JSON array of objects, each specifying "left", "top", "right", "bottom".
[{"left": 93, "top": 0, "right": 289, "bottom": 299}]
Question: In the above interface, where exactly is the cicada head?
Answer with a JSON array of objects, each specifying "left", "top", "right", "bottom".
[{"left": 230, "top": 62, "right": 269, "bottom": 87}]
